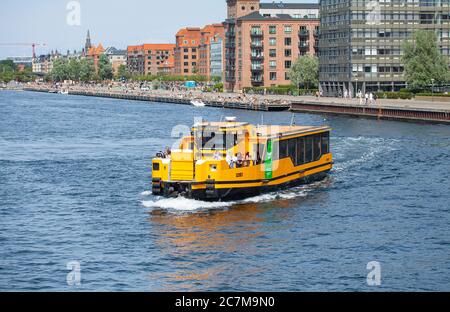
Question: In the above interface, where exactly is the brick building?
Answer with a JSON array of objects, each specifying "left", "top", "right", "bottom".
[
  {"left": 224, "top": 0, "right": 320, "bottom": 92},
  {"left": 127, "top": 44, "right": 176, "bottom": 76},
  {"left": 174, "top": 24, "right": 225, "bottom": 78}
]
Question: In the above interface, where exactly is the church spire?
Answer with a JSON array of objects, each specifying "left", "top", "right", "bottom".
[{"left": 85, "top": 30, "right": 92, "bottom": 54}]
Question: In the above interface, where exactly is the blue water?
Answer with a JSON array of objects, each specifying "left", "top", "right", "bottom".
[{"left": 0, "top": 90, "right": 449, "bottom": 291}]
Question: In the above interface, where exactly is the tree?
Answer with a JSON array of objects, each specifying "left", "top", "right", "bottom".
[
  {"left": 68, "top": 58, "right": 81, "bottom": 81},
  {"left": 51, "top": 58, "right": 70, "bottom": 82},
  {"left": 116, "top": 64, "right": 130, "bottom": 80},
  {"left": 79, "top": 58, "right": 95, "bottom": 82},
  {"left": 403, "top": 30, "right": 450, "bottom": 91},
  {"left": 98, "top": 54, "right": 113, "bottom": 81},
  {"left": 288, "top": 55, "right": 319, "bottom": 90}
]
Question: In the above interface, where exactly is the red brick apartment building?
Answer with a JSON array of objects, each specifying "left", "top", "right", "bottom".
[
  {"left": 127, "top": 44, "right": 176, "bottom": 76},
  {"left": 174, "top": 24, "right": 225, "bottom": 78},
  {"left": 224, "top": 0, "right": 319, "bottom": 92}
]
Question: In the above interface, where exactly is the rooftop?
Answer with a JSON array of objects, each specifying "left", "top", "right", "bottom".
[
  {"left": 238, "top": 11, "right": 319, "bottom": 21},
  {"left": 260, "top": 2, "right": 319, "bottom": 10}
]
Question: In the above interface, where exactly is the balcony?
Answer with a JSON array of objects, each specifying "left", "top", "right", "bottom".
[
  {"left": 299, "top": 41, "right": 310, "bottom": 50},
  {"left": 251, "top": 64, "right": 264, "bottom": 72},
  {"left": 250, "top": 41, "right": 263, "bottom": 48},
  {"left": 226, "top": 31, "right": 236, "bottom": 37},
  {"left": 225, "top": 42, "right": 236, "bottom": 49},
  {"left": 298, "top": 29, "right": 310, "bottom": 37},
  {"left": 250, "top": 54, "right": 264, "bottom": 60},
  {"left": 225, "top": 52, "right": 236, "bottom": 59},
  {"left": 250, "top": 30, "right": 264, "bottom": 37},
  {"left": 251, "top": 76, "right": 264, "bottom": 85}
]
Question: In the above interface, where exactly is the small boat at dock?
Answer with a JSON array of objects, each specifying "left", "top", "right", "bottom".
[{"left": 190, "top": 100, "right": 206, "bottom": 107}]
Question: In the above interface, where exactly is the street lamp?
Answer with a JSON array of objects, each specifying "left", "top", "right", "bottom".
[{"left": 431, "top": 78, "right": 435, "bottom": 102}]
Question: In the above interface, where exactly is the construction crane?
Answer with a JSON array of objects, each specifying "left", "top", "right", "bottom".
[{"left": 0, "top": 43, "right": 47, "bottom": 58}]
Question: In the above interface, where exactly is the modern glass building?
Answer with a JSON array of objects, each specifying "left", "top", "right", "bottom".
[
  {"left": 318, "top": 0, "right": 450, "bottom": 96},
  {"left": 210, "top": 38, "right": 224, "bottom": 78}
]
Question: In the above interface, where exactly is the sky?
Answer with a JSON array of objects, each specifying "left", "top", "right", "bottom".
[{"left": 0, "top": 0, "right": 316, "bottom": 59}]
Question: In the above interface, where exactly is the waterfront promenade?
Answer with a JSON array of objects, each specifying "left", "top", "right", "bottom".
[{"left": 17, "top": 83, "right": 450, "bottom": 123}]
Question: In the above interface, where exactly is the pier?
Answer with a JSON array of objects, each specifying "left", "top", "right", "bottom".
[
  {"left": 21, "top": 86, "right": 450, "bottom": 124},
  {"left": 290, "top": 98, "right": 450, "bottom": 124}
]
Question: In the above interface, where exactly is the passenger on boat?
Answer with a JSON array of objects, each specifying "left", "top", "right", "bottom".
[
  {"left": 244, "top": 152, "right": 252, "bottom": 167},
  {"left": 213, "top": 151, "right": 222, "bottom": 160},
  {"left": 236, "top": 153, "right": 244, "bottom": 168},
  {"left": 226, "top": 153, "right": 234, "bottom": 168},
  {"left": 164, "top": 147, "right": 172, "bottom": 159}
]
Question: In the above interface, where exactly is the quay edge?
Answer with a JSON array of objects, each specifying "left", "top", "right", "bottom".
[{"left": 290, "top": 101, "right": 450, "bottom": 125}]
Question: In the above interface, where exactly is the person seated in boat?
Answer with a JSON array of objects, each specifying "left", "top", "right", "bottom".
[
  {"left": 226, "top": 152, "right": 234, "bottom": 168},
  {"left": 164, "top": 147, "right": 172, "bottom": 159},
  {"left": 213, "top": 151, "right": 222, "bottom": 160},
  {"left": 236, "top": 153, "right": 244, "bottom": 168},
  {"left": 244, "top": 152, "right": 252, "bottom": 167}
]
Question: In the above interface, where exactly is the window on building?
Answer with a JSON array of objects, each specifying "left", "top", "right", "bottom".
[
  {"left": 285, "top": 37, "right": 292, "bottom": 46},
  {"left": 184, "top": 48, "right": 189, "bottom": 53},
  {"left": 270, "top": 72, "right": 277, "bottom": 80},
  {"left": 269, "top": 60, "right": 276, "bottom": 69},
  {"left": 285, "top": 60, "right": 292, "bottom": 69},
  {"left": 285, "top": 49, "right": 292, "bottom": 57},
  {"left": 269, "top": 49, "right": 277, "bottom": 57},
  {"left": 184, "top": 69, "right": 189, "bottom": 73},
  {"left": 269, "top": 26, "right": 277, "bottom": 34},
  {"left": 284, "top": 26, "right": 292, "bottom": 34},
  {"left": 192, "top": 48, "right": 197, "bottom": 53},
  {"left": 269, "top": 38, "right": 277, "bottom": 46}
]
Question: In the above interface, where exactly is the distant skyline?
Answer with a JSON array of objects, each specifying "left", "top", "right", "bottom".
[{"left": 0, "top": 0, "right": 316, "bottom": 59}]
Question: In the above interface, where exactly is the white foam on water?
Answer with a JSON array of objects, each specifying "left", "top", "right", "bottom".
[
  {"left": 141, "top": 191, "right": 153, "bottom": 196},
  {"left": 333, "top": 136, "right": 399, "bottom": 173},
  {"left": 141, "top": 182, "right": 322, "bottom": 213},
  {"left": 142, "top": 197, "right": 232, "bottom": 211}
]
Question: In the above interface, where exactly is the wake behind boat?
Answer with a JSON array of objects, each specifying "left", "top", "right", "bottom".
[{"left": 152, "top": 118, "right": 333, "bottom": 201}]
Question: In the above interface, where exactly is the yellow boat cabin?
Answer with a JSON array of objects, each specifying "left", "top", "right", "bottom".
[{"left": 152, "top": 118, "right": 333, "bottom": 201}]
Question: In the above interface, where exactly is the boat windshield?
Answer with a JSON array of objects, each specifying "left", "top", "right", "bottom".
[{"left": 195, "top": 129, "right": 239, "bottom": 151}]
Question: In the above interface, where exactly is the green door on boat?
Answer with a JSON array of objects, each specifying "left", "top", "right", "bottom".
[{"left": 265, "top": 139, "right": 273, "bottom": 180}]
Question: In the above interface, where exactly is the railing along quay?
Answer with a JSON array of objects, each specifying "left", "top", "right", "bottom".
[
  {"left": 290, "top": 100, "right": 450, "bottom": 124},
  {"left": 24, "top": 88, "right": 290, "bottom": 112}
]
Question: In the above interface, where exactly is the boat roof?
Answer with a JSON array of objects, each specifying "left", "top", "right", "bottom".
[
  {"left": 256, "top": 125, "right": 330, "bottom": 139},
  {"left": 192, "top": 122, "right": 329, "bottom": 138},
  {"left": 193, "top": 121, "right": 250, "bottom": 130}
]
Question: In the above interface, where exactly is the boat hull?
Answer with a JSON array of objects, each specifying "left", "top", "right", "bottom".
[{"left": 154, "top": 170, "right": 330, "bottom": 202}]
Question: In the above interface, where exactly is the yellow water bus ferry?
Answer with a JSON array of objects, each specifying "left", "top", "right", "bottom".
[{"left": 152, "top": 118, "right": 333, "bottom": 201}]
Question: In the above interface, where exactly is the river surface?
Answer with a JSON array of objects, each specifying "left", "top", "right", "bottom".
[{"left": 0, "top": 90, "right": 449, "bottom": 291}]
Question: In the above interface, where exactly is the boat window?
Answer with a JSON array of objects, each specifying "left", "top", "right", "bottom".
[
  {"left": 314, "top": 135, "right": 322, "bottom": 161},
  {"left": 196, "top": 130, "right": 239, "bottom": 151},
  {"left": 253, "top": 143, "right": 265, "bottom": 165},
  {"left": 296, "top": 137, "right": 305, "bottom": 166},
  {"left": 305, "top": 136, "right": 313, "bottom": 163},
  {"left": 279, "top": 140, "right": 288, "bottom": 160},
  {"left": 321, "top": 132, "right": 330, "bottom": 154},
  {"left": 288, "top": 139, "right": 297, "bottom": 165}
]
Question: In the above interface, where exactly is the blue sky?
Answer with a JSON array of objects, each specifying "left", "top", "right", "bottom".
[{"left": 0, "top": 0, "right": 316, "bottom": 59}]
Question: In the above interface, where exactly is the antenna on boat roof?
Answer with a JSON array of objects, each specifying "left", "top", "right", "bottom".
[
  {"left": 260, "top": 114, "right": 264, "bottom": 126},
  {"left": 290, "top": 113, "right": 296, "bottom": 126}
]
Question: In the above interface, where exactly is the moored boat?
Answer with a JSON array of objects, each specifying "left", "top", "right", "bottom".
[{"left": 151, "top": 118, "right": 333, "bottom": 201}]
